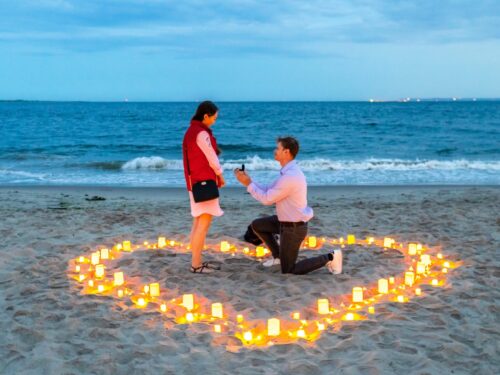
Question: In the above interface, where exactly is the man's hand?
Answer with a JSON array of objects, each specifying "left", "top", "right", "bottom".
[
  {"left": 218, "top": 174, "right": 226, "bottom": 188},
  {"left": 234, "top": 169, "right": 252, "bottom": 187}
]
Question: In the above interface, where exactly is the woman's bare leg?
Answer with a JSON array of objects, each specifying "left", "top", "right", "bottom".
[{"left": 190, "top": 214, "right": 213, "bottom": 268}]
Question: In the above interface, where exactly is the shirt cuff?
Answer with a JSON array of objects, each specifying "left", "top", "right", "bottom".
[{"left": 247, "top": 182, "right": 256, "bottom": 193}]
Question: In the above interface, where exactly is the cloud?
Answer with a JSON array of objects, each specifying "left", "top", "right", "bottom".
[{"left": 0, "top": 0, "right": 499, "bottom": 57}]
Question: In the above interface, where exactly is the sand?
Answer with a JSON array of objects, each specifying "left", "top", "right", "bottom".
[{"left": 0, "top": 185, "right": 499, "bottom": 374}]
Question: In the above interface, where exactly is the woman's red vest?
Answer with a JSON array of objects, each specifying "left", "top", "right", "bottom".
[{"left": 182, "top": 120, "right": 219, "bottom": 191}]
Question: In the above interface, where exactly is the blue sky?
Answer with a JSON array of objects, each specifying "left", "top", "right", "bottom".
[{"left": 0, "top": 0, "right": 499, "bottom": 101}]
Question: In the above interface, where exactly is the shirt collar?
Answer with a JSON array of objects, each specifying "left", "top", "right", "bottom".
[{"left": 280, "top": 159, "right": 297, "bottom": 175}]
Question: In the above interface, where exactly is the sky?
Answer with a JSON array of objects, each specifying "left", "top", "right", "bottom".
[{"left": 0, "top": 0, "right": 499, "bottom": 101}]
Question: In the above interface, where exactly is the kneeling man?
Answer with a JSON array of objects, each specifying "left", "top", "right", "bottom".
[{"left": 234, "top": 136, "right": 342, "bottom": 275}]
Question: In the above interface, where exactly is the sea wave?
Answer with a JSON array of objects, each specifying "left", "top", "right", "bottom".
[{"left": 119, "top": 155, "right": 500, "bottom": 172}]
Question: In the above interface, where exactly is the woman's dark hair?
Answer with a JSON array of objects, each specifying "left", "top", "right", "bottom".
[{"left": 192, "top": 100, "right": 218, "bottom": 121}]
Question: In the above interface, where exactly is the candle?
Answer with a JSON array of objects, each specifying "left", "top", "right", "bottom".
[
  {"left": 149, "top": 283, "right": 160, "bottom": 297},
  {"left": 443, "top": 261, "right": 450, "bottom": 268},
  {"left": 186, "top": 312, "right": 194, "bottom": 322},
  {"left": 160, "top": 304, "right": 167, "bottom": 312},
  {"left": 78, "top": 256, "right": 85, "bottom": 263},
  {"left": 122, "top": 241, "right": 131, "bottom": 251},
  {"left": 169, "top": 240, "right": 175, "bottom": 247},
  {"left": 267, "top": 318, "right": 280, "bottom": 336},
  {"left": 421, "top": 254, "right": 431, "bottom": 266},
  {"left": 442, "top": 268, "right": 448, "bottom": 273},
  {"left": 378, "top": 278, "right": 389, "bottom": 294},
  {"left": 91, "top": 252, "right": 100, "bottom": 266},
  {"left": 211, "top": 303, "right": 223, "bottom": 318},
  {"left": 389, "top": 277, "right": 395, "bottom": 284},
  {"left": 416, "top": 262, "right": 426, "bottom": 274},
  {"left": 143, "top": 285, "right": 150, "bottom": 294},
  {"left": 182, "top": 294, "right": 194, "bottom": 311},
  {"left": 100, "top": 248, "right": 109, "bottom": 260},
  {"left": 256, "top": 246, "right": 266, "bottom": 257},
  {"left": 243, "top": 247, "right": 249, "bottom": 254},
  {"left": 347, "top": 234, "right": 356, "bottom": 245},
  {"left": 339, "top": 237, "right": 344, "bottom": 244},
  {"left": 95, "top": 264, "right": 105, "bottom": 279},
  {"left": 88, "top": 280, "right": 94, "bottom": 287},
  {"left": 297, "top": 329, "right": 306, "bottom": 338},
  {"left": 345, "top": 313, "right": 354, "bottom": 321},
  {"left": 417, "top": 244, "right": 422, "bottom": 251},
  {"left": 318, "top": 299, "right": 329, "bottom": 314},
  {"left": 75, "top": 265, "right": 81, "bottom": 273},
  {"left": 237, "top": 314, "right": 244, "bottom": 323},
  {"left": 158, "top": 237, "right": 166, "bottom": 248},
  {"left": 308, "top": 236, "right": 317, "bottom": 248},
  {"left": 117, "top": 289, "right": 124, "bottom": 298},
  {"left": 431, "top": 279, "right": 439, "bottom": 286},
  {"left": 220, "top": 241, "right": 230, "bottom": 252},
  {"left": 292, "top": 312, "right": 300, "bottom": 320},
  {"left": 404, "top": 271, "right": 415, "bottom": 287},
  {"left": 113, "top": 271, "right": 124, "bottom": 286},
  {"left": 383, "top": 238, "right": 394, "bottom": 248},
  {"left": 137, "top": 297, "right": 146, "bottom": 307},
  {"left": 367, "top": 237, "right": 375, "bottom": 245},
  {"left": 78, "top": 274, "right": 85, "bottom": 282},
  {"left": 214, "top": 324, "right": 221, "bottom": 333},
  {"left": 243, "top": 331, "right": 253, "bottom": 342},
  {"left": 352, "top": 287, "right": 363, "bottom": 303},
  {"left": 415, "top": 288, "right": 422, "bottom": 296},
  {"left": 97, "top": 285, "right": 104, "bottom": 293},
  {"left": 115, "top": 243, "right": 122, "bottom": 251},
  {"left": 368, "top": 306, "right": 375, "bottom": 314},
  {"left": 408, "top": 243, "right": 417, "bottom": 255},
  {"left": 437, "top": 253, "right": 443, "bottom": 259},
  {"left": 397, "top": 295, "right": 405, "bottom": 303}
]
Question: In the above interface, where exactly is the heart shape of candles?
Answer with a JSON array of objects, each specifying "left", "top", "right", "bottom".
[{"left": 68, "top": 235, "right": 457, "bottom": 349}]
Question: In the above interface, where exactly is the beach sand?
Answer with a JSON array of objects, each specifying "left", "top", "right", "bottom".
[{"left": 0, "top": 185, "right": 499, "bottom": 374}]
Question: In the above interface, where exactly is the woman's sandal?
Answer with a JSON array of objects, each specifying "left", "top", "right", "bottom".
[
  {"left": 190, "top": 264, "right": 214, "bottom": 274},
  {"left": 202, "top": 261, "right": 221, "bottom": 270}
]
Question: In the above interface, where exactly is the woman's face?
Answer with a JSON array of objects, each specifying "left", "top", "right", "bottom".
[{"left": 202, "top": 112, "right": 218, "bottom": 127}]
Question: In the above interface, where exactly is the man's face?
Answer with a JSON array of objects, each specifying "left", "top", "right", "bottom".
[{"left": 274, "top": 142, "right": 288, "bottom": 162}]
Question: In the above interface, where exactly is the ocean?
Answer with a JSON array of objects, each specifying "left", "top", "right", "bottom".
[{"left": 0, "top": 101, "right": 499, "bottom": 187}]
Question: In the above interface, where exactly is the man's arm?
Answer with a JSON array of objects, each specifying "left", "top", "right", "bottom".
[{"left": 247, "top": 175, "right": 291, "bottom": 206}]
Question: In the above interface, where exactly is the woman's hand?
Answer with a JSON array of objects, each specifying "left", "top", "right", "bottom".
[{"left": 218, "top": 174, "right": 226, "bottom": 188}]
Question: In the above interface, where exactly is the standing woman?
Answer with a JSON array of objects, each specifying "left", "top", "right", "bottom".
[{"left": 183, "top": 101, "right": 225, "bottom": 274}]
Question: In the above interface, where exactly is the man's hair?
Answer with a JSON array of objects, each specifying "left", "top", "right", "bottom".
[{"left": 277, "top": 136, "right": 299, "bottom": 158}]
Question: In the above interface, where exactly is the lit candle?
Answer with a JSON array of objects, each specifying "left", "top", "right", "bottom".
[
  {"left": 75, "top": 265, "right": 81, "bottom": 273},
  {"left": 352, "top": 287, "right": 363, "bottom": 303},
  {"left": 309, "top": 236, "right": 317, "bottom": 248},
  {"left": 368, "top": 306, "right": 375, "bottom": 314},
  {"left": 397, "top": 295, "right": 405, "bottom": 303},
  {"left": 214, "top": 324, "right": 221, "bottom": 333},
  {"left": 115, "top": 243, "right": 122, "bottom": 251},
  {"left": 416, "top": 262, "right": 426, "bottom": 274},
  {"left": 378, "top": 278, "right": 389, "bottom": 294},
  {"left": 431, "top": 279, "right": 438, "bottom": 286},
  {"left": 117, "top": 289, "right": 124, "bottom": 298},
  {"left": 169, "top": 240, "right": 175, "bottom": 247},
  {"left": 186, "top": 312, "right": 194, "bottom": 322},
  {"left": 220, "top": 241, "right": 230, "bottom": 252},
  {"left": 297, "top": 329, "right": 306, "bottom": 338},
  {"left": 113, "top": 271, "right": 124, "bottom": 286},
  {"left": 421, "top": 254, "right": 431, "bottom": 266},
  {"left": 383, "top": 238, "right": 394, "bottom": 248},
  {"left": 267, "top": 318, "right": 280, "bottom": 336},
  {"left": 442, "top": 268, "right": 448, "bottom": 273},
  {"left": 404, "top": 271, "right": 415, "bottom": 287},
  {"left": 417, "top": 244, "right": 422, "bottom": 251},
  {"left": 78, "top": 256, "right": 85, "bottom": 263},
  {"left": 318, "top": 299, "right": 329, "bottom": 314},
  {"left": 367, "top": 237, "right": 375, "bottom": 245},
  {"left": 88, "top": 280, "right": 94, "bottom": 287},
  {"left": 317, "top": 323, "right": 325, "bottom": 331},
  {"left": 443, "top": 261, "right": 450, "bottom": 268},
  {"left": 97, "top": 285, "right": 104, "bottom": 293},
  {"left": 149, "top": 283, "right": 160, "bottom": 297},
  {"left": 256, "top": 246, "right": 266, "bottom": 257},
  {"left": 211, "top": 303, "right": 223, "bottom": 318},
  {"left": 347, "top": 234, "right": 356, "bottom": 245},
  {"left": 182, "top": 294, "right": 194, "bottom": 311},
  {"left": 292, "top": 312, "right": 300, "bottom": 319},
  {"left": 437, "top": 253, "right": 443, "bottom": 259},
  {"left": 237, "top": 314, "right": 244, "bottom": 323},
  {"left": 158, "top": 236, "right": 166, "bottom": 248},
  {"left": 100, "top": 248, "right": 109, "bottom": 260},
  {"left": 122, "top": 241, "right": 131, "bottom": 251},
  {"left": 345, "top": 313, "right": 354, "bottom": 321},
  {"left": 243, "top": 331, "right": 252, "bottom": 342},
  {"left": 389, "top": 277, "right": 395, "bottom": 284},
  {"left": 78, "top": 274, "right": 85, "bottom": 282},
  {"left": 415, "top": 288, "right": 422, "bottom": 296},
  {"left": 408, "top": 243, "right": 417, "bottom": 255},
  {"left": 95, "top": 264, "right": 105, "bottom": 279},
  {"left": 91, "top": 252, "right": 100, "bottom": 266},
  {"left": 160, "top": 304, "right": 167, "bottom": 312},
  {"left": 137, "top": 297, "right": 146, "bottom": 307}
]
